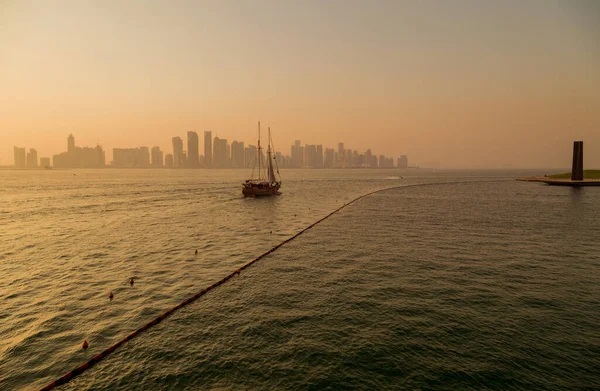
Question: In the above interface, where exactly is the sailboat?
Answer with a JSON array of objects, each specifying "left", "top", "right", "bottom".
[{"left": 242, "top": 122, "right": 281, "bottom": 197}]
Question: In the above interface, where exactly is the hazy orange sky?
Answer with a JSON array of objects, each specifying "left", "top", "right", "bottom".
[{"left": 1, "top": 0, "right": 599, "bottom": 168}]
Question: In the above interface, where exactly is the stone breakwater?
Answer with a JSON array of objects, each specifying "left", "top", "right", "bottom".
[{"left": 516, "top": 176, "right": 600, "bottom": 187}]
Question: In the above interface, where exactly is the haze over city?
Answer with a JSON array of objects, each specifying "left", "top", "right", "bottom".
[
  {"left": 3, "top": 2, "right": 600, "bottom": 390},
  {"left": 1, "top": 0, "right": 599, "bottom": 168}
]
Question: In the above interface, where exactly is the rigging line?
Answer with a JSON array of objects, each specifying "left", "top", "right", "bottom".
[
  {"left": 39, "top": 179, "right": 509, "bottom": 391},
  {"left": 269, "top": 130, "right": 281, "bottom": 178}
]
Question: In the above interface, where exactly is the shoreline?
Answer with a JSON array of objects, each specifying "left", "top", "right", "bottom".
[{"left": 516, "top": 176, "right": 600, "bottom": 187}]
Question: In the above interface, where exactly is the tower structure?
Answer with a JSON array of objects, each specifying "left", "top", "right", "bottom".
[
  {"left": 187, "top": 131, "right": 199, "bottom": 167},
  {"left": 571, "top": 141, "right": 583, "bottom": 181},
  {"left": 204, "top": 131, "right": 212, "bottom": 168}
]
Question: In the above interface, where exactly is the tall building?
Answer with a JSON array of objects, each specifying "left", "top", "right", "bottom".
[
  {"left": 165, "top": 153, "right": 174, "bottom": 168},
  {"left": 27, "top": 148, "right": 38, "bottom": 168},
  {"left": 305, "top": 144, "right": 317, "bottom": 168},
  {"left": 13, "top": 147, "right": 26, "bottom": 168},
  {"left": 275, "top": 151, "right": 285, "bottom": 168},
  {"left": 324, "top": 148, "right": 334, "bottom": 168},
  {"left": 68, "top": 134, "right": 75, "bottom": 153},
  {"left": 151, "top": 146, "right": 163, "bottom": 167},
  {"left": 172, "top": 137, "right": 183, "bottom": 168},
  {"left": 398, "top": 155, "right": 408, "bottom": 169},
  {"left": 187, "top": 131, "right": 199, "bottom": 167},
  {"left": 112, "top": 147, "right": 149, "bottom": 167},
  {"left": 231, "top": 140, "right": 245, "bottom": 168},
  {"left": 204, "top": 131, "right": 212, "bottom": 168},
  {"left": 365, "top": 149, "right": 373, "bottom": 167},
  {"left": 53, "top": 134, "right": 105, "bottom": 168},
  {"left": 379, "top": 155, "right": 393, "bottom": 168},
  {"left": 316, "top": 145, "right": 323, "bottom": 168},
  {"left": 181, "top": 151, "right": 187, "bottom": 167},
  {"left": 138, "top": 147, "right": 150, "bottom": 166},
  {"left": 244, "top": 145, "right": 257, "bottom": 168},
  {"left": 291, "top": 140, "right": 303, "bottom": 168},
  {"left": 213, "top": 137, "right": 229, "bottom": 168}
]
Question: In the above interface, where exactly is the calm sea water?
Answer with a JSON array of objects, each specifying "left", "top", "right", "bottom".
[{"left": 0, "top": 169, "right": 598, "bottom": 390}]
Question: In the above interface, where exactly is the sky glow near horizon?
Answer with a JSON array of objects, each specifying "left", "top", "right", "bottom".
[{"left": 1, "top": 0, "right": 599, "bottom": 168}]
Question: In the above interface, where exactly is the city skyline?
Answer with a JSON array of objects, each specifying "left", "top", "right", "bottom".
[
  {"left": 10, "top": 132, "right": 407, "bottom": 169},
  {"left": 1, "top": 1, "right": 599, "bottom": 168}
]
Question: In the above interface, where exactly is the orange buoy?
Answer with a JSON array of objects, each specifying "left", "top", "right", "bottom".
[
  {"left": 109, "top": 292, "right": 114, "bottom": 300},
  {"left": 82, "top": 340, "right": 89, "bottom": 349},
  {"left": 130, "top": 278, "right": 134, "bottom": 286}
]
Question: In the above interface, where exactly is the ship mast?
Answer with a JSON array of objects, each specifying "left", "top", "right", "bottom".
[
  {"left": 257, "top": 121, "right": 261, "bottom": 181},
  {"left": 267, "top": 127, "right": 276, "bottom": 184}
]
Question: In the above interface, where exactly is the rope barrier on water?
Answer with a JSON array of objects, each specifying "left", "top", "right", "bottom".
[{"left": 39, "top": 180, "right": 507, "bottom": 390}]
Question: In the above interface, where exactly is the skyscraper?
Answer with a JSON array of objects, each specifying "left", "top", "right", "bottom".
[
  {"left": 324, "top": 148, "right": 334, "bottom": 168},
  {"left": 172, "top": 137, "right": 183, "bottom": 168},
  {"left": 52, "top": 134, "right": 105, "bottom": 168},
  {"left": 212, "top": 137, "right": 229, "bottom": 168},
  {"left": 27, "top": 148, "right": 38, "bottom": 167},
  {"left": 68, "top": 134, "right": 75, "bottom": 153},
  {"left": 187, "top": 131, "right": 199, "bottom": 167},
  {"left": 231, "top": 140, "right": 245, "bottom": 168},
  {"left": 316, "top": 145, "right": 323, "bottom": 168},
  {"left": 365, "top": 149, "right": 372, "bottom": 167},
  {"left": 13, "top": 147, "right": 26, "bottom": 168},
  {"left": 398, "top": 155, "right": 408, "bottom": 169},
  {"left": 111, "top": 147, "right": 149, "bottom": 167},
  {"left": 291, "top": 140, "right": 302, "bottom": 168},
  {"left": 204, "top": 131, "right": 212, "bottom": 168},
  {"left": 138, "top": 147, "right": 150, "bottom": 166},
  {"left": 244, "top": 145, "right": 257, "bottom": 168},
  {"left": 305, "top": 144, "right": 317, "bottom": 168},
  {"left": 151, "top": 146, "right": 163, "bottom": 167},
  {"left": 165, "top": 153, "right": 174, "bottom": 168}
]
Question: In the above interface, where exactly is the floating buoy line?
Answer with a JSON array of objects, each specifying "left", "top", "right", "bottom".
[{"left": 39, "top": 180, "right": 506, "bottom": 391}]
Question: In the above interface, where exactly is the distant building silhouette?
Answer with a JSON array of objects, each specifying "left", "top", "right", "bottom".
[
  {"left": 165, "top": 153, "right": 174, "bottom": 168},
  {"left": 53, "top": 134, "right": 105, "bottom": 168},
  {"left": 172, "top": 137, "right": 183, "bottom": 168},
  {"left": 40, "top": 157, "right": 51, "bottom": 168},
  {"left": 112, "top": 147, "right": 150, "bottom": 167},
  {"left": 139, "top": 147, "right": 150, "bottom": 166},
  {"left": 316, "top": 145, "right": 323, "bottom": 168},
  {"left": 398, "top": 155, "right": 408, "bottom": 169},
  {"left": 13, "top": 147, "right": 26, "bottom": 168},
  {"left": 204, "top": 131, "right": 212, "bottom": 168},
  {"left": 324, "top": 148, "right": 334, "bottom": 168},
  {"left": 365, "top": 149, "right": 373, "bottom": 168},
  {"left": 27, "top": 149, "right": 38, "bottom": 168},
  {"left": 68, "top": 134, "right": 75, "bottom": 153},
  {"left": 231, "top": 140, "right": 245, "bottom": 168},
  {"left": 291, "top": 140, "right": 303, "bottom": 168},
  {"left": 213, "top": 137, "right": 229, "bottom": 168},
  {"left": 187, "top": 131, "right": 199, "bottom": 167},
  {"left": 10, "top": 130, "right": 407, "bottom": 171},
  {"left": 305, "top": 144, "right": 317, "bottom": 168},
  {"left": 151, "top": 146, "right": 163, "bottom": 167},
  {"left": 244, "top": 145, "right": 257, "bottom": 168}
]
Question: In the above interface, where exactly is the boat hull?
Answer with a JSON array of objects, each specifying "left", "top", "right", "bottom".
[{"left": 242, "top": 182, "right": 280, "bottom": 197}]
